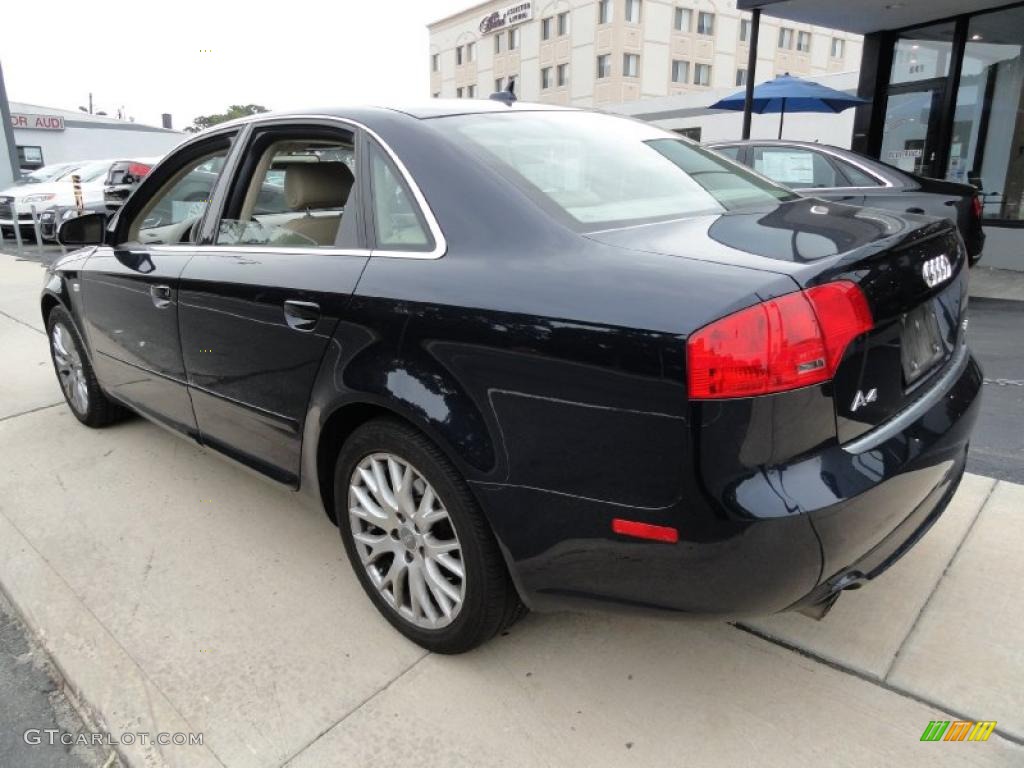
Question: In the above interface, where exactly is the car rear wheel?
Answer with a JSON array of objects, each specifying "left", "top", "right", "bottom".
[
  {"left": 335, "top": 418, "right": 524, "bottom": 653},
  {"left": 47, "top": 306, "right": 126, "bottom": 428}
]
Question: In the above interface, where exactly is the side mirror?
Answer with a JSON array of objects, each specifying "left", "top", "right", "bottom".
[{"left": 57, "top": 212, "right": 107, "bottom": 246}]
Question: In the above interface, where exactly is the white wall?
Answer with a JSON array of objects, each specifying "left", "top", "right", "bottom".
[{"left": 14, "top": 125, "right": 184, "bottom": 166}]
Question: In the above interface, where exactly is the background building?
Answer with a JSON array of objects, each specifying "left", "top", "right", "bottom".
[
  {"left": 427, "top": 0, "right": 863, "bottom": 106},
  {"left": 8, "top": 102, "right": 182, "bottom": 172}
]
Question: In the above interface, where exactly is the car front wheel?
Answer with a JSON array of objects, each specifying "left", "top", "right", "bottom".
[
  {"left": 335, "top": 418, "right": 524, "bottom": 653},
  {"left": 47, "top": 305, "right": 125, "bottom": 427}
]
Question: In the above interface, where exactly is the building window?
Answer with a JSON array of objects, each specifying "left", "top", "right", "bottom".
[
  {"left": 541, "top": 66, "right": 552, "bottom": 89},
  {"left": 740, "top": 18, "right": 751, "bottom": 42},
  {"left": 456, "top": 46, "right": 464, "bottom": 65},
  {"left": 557, "top": 10, "right": 570, "bottom": 36},
  {"left": 625, "top": 0, "right": 641, "bottom": 24},
  {"left": 456, "top": 87, "right": 464, "bottom": 98},
  {"left": 830, "top": 37, "right": 844, "bottom": 58},
  {"left": 467, "top": 84, "right": 476, "bottom": 98},
  {"left": 508, "top": 27, "right": 520, "bottom": 50},
  {"left": 623, "top": 53, "right": 640, "bottom": 78},
  {"left": 671, "top": 59, "right": 690, "bottom": 83},
  {"left": 778, "top": 28, "right": 794, "bottom": 49},
  {"left": 495, "top": 34, "right": 503, "bottom": 54},
  {"left": 431, "top": 53, "right": 439, "bottom": 72},
  {"left": 432, "top": 92, "right": 440, "bottom": 99},
  {"left": 557, "top": 62, "right": 569, "bottom": 86},
  {"left": 495, "top": 77, "right": 504, "bottom": 92},
  {"left": 466, "top": 42, "right": 476, "bottom": 62},
  {"left": 735, "top": 68, "right": 747, "bottom": 86},
  {"left": 694, "top": 63, "right": 711, "bottom": 86},
  {"left": 596, "top": 53, "right": 612, "bottom": 79},
  {"left": 674, "top": 8, "right": 691, "bottom": 33},
  {"left": 697, "top": 11, "right": 714, "bottom": 36},
  {"left": 796, "top": 31, "right": 811, "bottom": 53},
  {"left": 598, "top": 0, "right": 613, "bottom": 25},
  {"left": 541, "top": 17, "right": 552, "bottom": 40}
]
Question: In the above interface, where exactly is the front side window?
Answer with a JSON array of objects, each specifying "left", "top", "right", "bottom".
[
  {"left": 623, "top": 53, "right": 640, "bottom": 78},
  {"left": 625, "top": 0, "right": 641, "bottom": 24},
  {"left": 557, "top": 11, "right": 570, "bottom": 36},
  {"left": 697, "top": 12, "right": 714, "bottom": 36},
  {"left": 596, "top": 54, "right": 612, "bottom": 79},
  {"left": 796, "top": 31, "right": 811, "bottom": 53},
  {"left": 598, "top": 0, "right": 613, "bottom": 25},
  {"left": 369, "top": 144, "right": 431, "bottom": 250},
  {"left": 216, "top": 136, "right": 357, "bottom": 248},
  {"left": 674, "top": 8, "right": 691, "bottom": 33},
  {"left": 694, "top": 63, "right": 711, "bottom": 86},
  {"left": 445, "top": 111, "right": 796, "bottom": 230},
  {"left": 126, "top": 146, "right": 230, "bottom": 246},
  {"left": 672, "top": 59, "right": 690, "bottom": 84}
]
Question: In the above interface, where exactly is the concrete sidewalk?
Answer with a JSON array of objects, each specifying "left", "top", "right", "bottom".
[{"left": 0, "top": 254, "right": 1021, "bottom": 767}]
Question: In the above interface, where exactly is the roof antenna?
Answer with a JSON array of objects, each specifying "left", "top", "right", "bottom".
[{"left": 490, "top": 76, "right": 517, "bottom": 105}]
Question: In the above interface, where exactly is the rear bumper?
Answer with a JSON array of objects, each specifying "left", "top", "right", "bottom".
[{"left": 477, "top": 348, "right": 982, "bottom": 617}]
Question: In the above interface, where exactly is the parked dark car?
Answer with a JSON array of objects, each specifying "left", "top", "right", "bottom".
[
  {"left": 103, "top": 159, "right": 157, "bottom": 213},
  {"left": 707, "top": 140, "right": 985, "bottom": 265},
  {"left": 42, "top": 104, "right": 981, "bottom": 653}
]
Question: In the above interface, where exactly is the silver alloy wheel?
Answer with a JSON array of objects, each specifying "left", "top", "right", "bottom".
[
  {"left": 348, "top": 452, "right": 465, "bottom": 629},
  {"left": 51, "top": 323, "right": 89, "bottom": 415}
]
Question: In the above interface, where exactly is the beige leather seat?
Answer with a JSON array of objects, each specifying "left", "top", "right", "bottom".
[{"left": 280, "top": 162, "right": 354, "bottom": 246}]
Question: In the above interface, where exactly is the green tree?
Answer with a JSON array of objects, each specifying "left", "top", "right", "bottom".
[{"left": 184, "top": 104, "right": 270, "bottom": 133}]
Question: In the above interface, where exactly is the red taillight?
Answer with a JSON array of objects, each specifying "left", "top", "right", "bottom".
[
  {"left": 612, "top": 518, "right": 679, "bottom": 543},
  {"left": 971, "top": 193, "right": 983, "bottom": 220},
  {"left": 687, "top": 281, "right": 872, "bottom": 400},
  {"left": 127, "top": 163, "right": 151, "bottom": 178}
]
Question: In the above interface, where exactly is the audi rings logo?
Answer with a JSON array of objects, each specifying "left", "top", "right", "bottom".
[{"left": 922, "top": 254, "right": 952, "bottom": 289}]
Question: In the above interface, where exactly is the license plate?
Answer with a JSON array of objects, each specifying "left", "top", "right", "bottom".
[{"left": 901, "top": 301, "right": 945, "bottom": 385}]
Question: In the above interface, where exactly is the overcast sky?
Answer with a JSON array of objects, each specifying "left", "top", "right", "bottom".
[{"left": 3, "top": 0, "right": 472, "bottom": 130}]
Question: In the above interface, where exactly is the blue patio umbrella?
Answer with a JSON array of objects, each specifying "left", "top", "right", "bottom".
[{"left": 709, "top": 73, "right": 868, "bottom": 139}]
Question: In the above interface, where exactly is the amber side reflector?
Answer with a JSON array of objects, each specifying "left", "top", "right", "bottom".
[{"left": 612, "top": 518, "right": 679, "bottom": 543}]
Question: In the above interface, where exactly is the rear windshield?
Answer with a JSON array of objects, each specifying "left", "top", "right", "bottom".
[{"left": 442, "top": 111, "right": 797, "bottom": 230}]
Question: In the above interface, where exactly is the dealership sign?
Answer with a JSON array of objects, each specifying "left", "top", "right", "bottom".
[
  {"left": 480, "top": 2, "right": 532, "bottom": 34},
  {"left": 10, "top": 113, "right": 65, "bottom": 131}
]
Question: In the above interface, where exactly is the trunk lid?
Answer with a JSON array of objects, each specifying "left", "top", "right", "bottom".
[{"left": 586, "top": 198, "right": 968, "bottom": 441}]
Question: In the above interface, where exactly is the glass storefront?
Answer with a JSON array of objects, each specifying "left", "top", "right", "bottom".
[
  {"left": 878, "top": 5, "right": 1024, "bottom": 222},
  {"left": 947, "top": 8, "right": 1024, "bottom": 220}
]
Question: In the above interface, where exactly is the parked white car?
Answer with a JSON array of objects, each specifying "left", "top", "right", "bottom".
[{"left": 1, "top": 159, "right": 143, "bottom": 240}]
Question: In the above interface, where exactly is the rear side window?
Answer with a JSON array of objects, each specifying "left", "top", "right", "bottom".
[
  {"left": 752, "top": 146, "right": 840, "bottom": 189},
  {"left": 368, "top": 143, "right": 432, "bottom": 251},
  {"left": 714, "top": 146, "right": 742, "bottom": 161},
  {"left": 833, "top": 158, "right": 883, "bottom": 187}
]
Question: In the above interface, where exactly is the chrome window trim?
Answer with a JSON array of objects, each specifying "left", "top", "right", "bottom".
[
  {"left": 711, "top": 142, "right": 895, "bottom": 190},
  {"left": 141, "top": 113, "right": 448, "bottom": 261}
]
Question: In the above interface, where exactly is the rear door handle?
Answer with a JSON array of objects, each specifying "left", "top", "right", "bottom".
[
  {"left": 283, "top": 300, "right": 320, "bottom": 331},
  {"left": 150, "top": 284, "right": 172, "bottom": 308}
]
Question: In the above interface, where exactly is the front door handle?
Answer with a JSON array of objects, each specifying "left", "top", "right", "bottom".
[
  {"left": 283, "top": 300, "right": 320, "bottom": 331},
  {"left": 150, "top": 284, "right": 172, "bottom": 308}
]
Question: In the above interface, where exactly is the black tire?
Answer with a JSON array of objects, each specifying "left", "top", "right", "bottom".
[
  {"left": 46, "top": 305, "right": 127, "bottom": 428},
  {"left": 334, "top": 417, "right": 524, "bottom": 653}
]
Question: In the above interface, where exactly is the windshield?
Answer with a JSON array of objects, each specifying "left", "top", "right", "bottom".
[
  {"left": 442, "top": 111, "right": 797, "bottom": 230},
  {"left": 18, "top": 164, "right": 78, "bottom": 184}
]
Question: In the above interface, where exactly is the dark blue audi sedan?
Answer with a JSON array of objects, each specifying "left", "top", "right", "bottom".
[{"left": 42, "top": 100, "right": 981, "bottom": 652}]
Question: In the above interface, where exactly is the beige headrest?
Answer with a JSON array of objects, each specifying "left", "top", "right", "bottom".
[{"left": 284, "top": 162, "right": 354, "bottom": 210}]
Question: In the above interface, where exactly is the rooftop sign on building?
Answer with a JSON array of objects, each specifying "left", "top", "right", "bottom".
[
  {"left": 479, "top": 2, "right": 532, "bottom": 34},
  {"left": 11, "top": 113, "right": 65, "bottom": 131}
]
